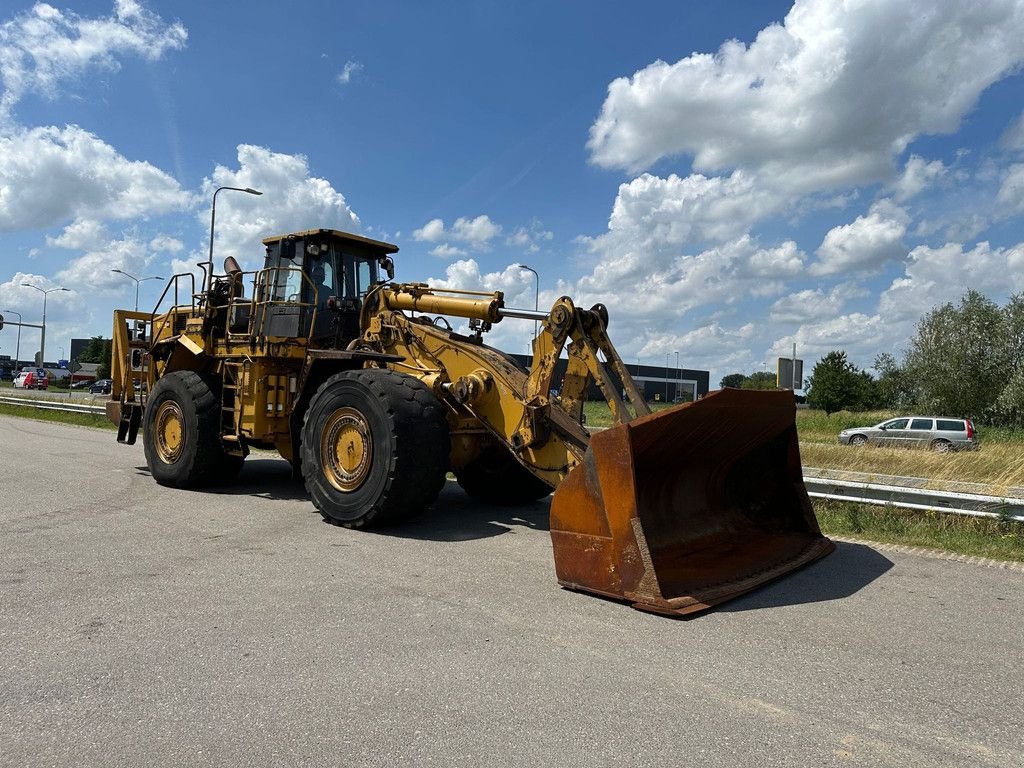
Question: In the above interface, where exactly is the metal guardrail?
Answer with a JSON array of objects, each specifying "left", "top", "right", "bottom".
[
  {"left": 804, "top": 477, "right": 1024, "bottom": 523},
  {"left": 0, "top": 395, "right": 105, "bottom": 415}
]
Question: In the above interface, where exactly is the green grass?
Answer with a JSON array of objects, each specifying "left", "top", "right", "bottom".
[
  {"left": 815, "top": 499, "right": 1024, "bottom": 561},
  {"left": 0, "top": 401, "right": 115, "bottom": 430}
]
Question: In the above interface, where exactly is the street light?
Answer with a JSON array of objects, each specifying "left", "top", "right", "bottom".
[
  {"left": 111, "top": 269, "right": 164, "bottom": 312},
  {"left": 664, "top": 352, "right": 670, "bottom": 402},
  {"left": 207, "top": 186, "right": 262, "bottom": 292},
  {"left": 21, "top": 283, "right": 69, "bottom": 365},
  {"left": 3, "top": 309, "right": 21, "bottom": 370},
  {"left": 514, "top": 264, "right": 540, "bottom": 343},
  {"left": 675, "top": 351, "right": 680, "bottom": 401}
]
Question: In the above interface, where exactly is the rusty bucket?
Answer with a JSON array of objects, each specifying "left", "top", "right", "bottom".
[{"left": 549, "top": 388, "right": 834, "bottom": 616}]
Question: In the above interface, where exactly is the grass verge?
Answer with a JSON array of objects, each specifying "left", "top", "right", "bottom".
[
  {"left": 814, "top": 499, "right": 1024, "bottom": 562},
  {"left": 0, "top": 401, "right": 115, "bottom": 430}
]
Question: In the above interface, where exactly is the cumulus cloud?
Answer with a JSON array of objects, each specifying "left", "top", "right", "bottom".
[
  {"left": 0, "top": 125, "right": 189, "bottom": 232},
  {"left": 0, "top": 0, "right": 187, "bottom": 124},
  {"left": 506, "top": 220, "right": 554, "bottom": 254},
  {"left": 888, "top": 155, "right": 948, "bottom": 202},
  {"left": 199, "top": 144, "right": 361, "bottom": 269},
  {"left": 879, "top": 240, "right": 1024, "bottom": 323},
  {"left": 588, "top": 0, "right": 1024, "bottom": 193},
  {"left": 769, "top": 283, "right": 866, "bottom": 324},
  {"left": 429, "top": 244, "right": 467, "bottom": 259},
  {"left": 811, "top": 199, "right": 909, "bottom": 276},
  {"left": 413, "top": 215, "right": 502, "bottom": 250},
  {"left": 996, "top": 163, "right": 1024, "bottom": 214},
  {"left": 55, "top": 232, "right": 161, "bottom": 293}
]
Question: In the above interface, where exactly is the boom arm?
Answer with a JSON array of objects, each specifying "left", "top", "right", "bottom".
[{"left": 361, "top": 284, "right": 651, "bottom": 487}]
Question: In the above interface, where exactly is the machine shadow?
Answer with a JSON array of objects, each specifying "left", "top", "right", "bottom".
[
  {"left": 133, "top": 458, "right": 312, "bottom": 502},
  {"left": 717, "top": 540, "right": 894, "bottom": 614},
  {"left": 377, "top": 482, "right": 552, "bottom": 542}
]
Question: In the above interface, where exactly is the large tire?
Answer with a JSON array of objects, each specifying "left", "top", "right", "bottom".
[
  {"left": 143, "top": 370, "right": 241, "bottom": 487},
  {"left": 301, "top": 369, "right": 450, "bottom": 528},
  {"left": 455, "top": 444, "right": 553, "bottom": 505}
]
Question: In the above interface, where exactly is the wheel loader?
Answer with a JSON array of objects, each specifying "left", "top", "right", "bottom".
[{"left": 107, "top": 228, "right": 834, "bottom": 616}]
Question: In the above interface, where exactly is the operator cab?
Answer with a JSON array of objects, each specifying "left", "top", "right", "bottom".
[{"left": 261, "top": 229, "right": 397, "bottom": 342}]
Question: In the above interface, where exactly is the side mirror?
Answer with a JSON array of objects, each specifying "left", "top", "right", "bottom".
[{"left": 381, "top": 256, "right": 395, "bottom": 281}]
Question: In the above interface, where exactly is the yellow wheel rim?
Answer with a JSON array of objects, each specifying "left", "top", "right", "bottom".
[
  {"left": 155, "top": 400, "right": 185, "bottom": 464},
  {"left": 321, "top": 407, "right": 372, "bottom": 492}
]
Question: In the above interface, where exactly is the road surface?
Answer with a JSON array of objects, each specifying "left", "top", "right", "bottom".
[{"left": 1, "top": 415, "right": 1021, "bottom": 767}]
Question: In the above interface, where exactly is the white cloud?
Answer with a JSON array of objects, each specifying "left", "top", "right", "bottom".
[
  {"left": 878, "top": 240, "right": 1024, "bottom": 323},
  {"left": 412, "top": 214, "right": 502, "bottom": 253},
  {"left": 770, "top": 313, "right": 888, "bottom": 364},
  {"left": 199, "top": 144, "right": 361, "bottom": 270},
  {"left": 587, "top": 0, "right": 1024, "bottom": 194},
  {"left": 0, "top": 0, "right": 187, "bottom": 124},
  {"left": 149, "top": 235, "right": 183, "bottom": 253},
  {"left": 429, "top": 244, "right": 467, "bottom": 259},
  {"left": 888, "top": 155, "right": 948, "bottom": 202},
  {"left": 46, "top": 218, "right": 108, "bottom": 250},
  {"left": 999, "top": 111, "right": 1024, "bottom": 150},
  {"left": 996, "top": 163, "right": 1024, "bottom": 214},
  {"left": 811, "top": 200, "right": 908, "bottom": 276},
  {"left": 769, "top": 283, "right": 865, "bottom": 324},
  {"left": 506, "top": 221, "right": 554, "bottom": 254},
  {"left": 337, "top": 60, "right": 363, "bottom": 85},
  {"left": 413, "top": 218, "right": 445, "bottom": 242},
  {"left": 0, "top": 125, "right": 189, "bottom": 232}
]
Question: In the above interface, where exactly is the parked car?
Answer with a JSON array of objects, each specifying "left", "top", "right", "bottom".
[
  {"left": 13, "top": 367, "right": 49, "bottom": 390},
  {"left": 70, "top": 379, "right": 95, "bottom": 389},
  {"left": 89, "top": 378, "right": 112, "bottom": 395},
  {"left": 838, "top": 417, "right": 978, "bottom": 452}
]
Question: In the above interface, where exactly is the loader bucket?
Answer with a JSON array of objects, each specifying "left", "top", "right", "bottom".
[{"left": 549, "top": 388, "right": 834, "bottom": 616}]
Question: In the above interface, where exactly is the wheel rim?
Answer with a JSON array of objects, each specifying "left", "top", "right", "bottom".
[
  {"left": 321, "top": 407, "right": 373, "bottom": 492},
  {"left": 155, "top": 400, "right": 185, "bottom": 464},
  {"left": 852, "top": 436, "right": 866, "bottom": 446}
]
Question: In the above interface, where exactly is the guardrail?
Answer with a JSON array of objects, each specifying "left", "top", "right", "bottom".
[
  {"left": 804, "top": 476, "right": 1024, "bottom": 523},
  {"left": 0, "top": 395, "right": 105, "bottom": 415}
]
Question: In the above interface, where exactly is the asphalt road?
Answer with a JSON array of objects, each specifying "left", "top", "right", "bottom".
[{"left": 2, "top": 415, "right": 1022, "bottom": 768}]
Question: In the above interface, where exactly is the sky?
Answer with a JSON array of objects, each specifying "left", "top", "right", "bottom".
[{"left": 3, "top": 0, "right": 1024, "bottom": 385}]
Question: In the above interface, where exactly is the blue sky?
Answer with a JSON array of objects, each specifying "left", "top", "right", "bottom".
[{"left": 3, "top": 0, "right": 1024, "bottom": 384}]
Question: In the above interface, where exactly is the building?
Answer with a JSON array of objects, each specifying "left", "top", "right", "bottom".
[{"left": 509, "top": 354, "right": 709, "bottom": 402}]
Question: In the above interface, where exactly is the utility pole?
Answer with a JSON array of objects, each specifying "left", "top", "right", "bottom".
[{"left": 3, "top": 309, "right": 21, "bottom": 370}]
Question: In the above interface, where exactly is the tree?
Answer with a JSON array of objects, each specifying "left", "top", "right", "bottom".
[
  {"left": 741, "top": 371, "right": 778, "bottom": 390},
  {"left": 719, "top": 373, "right": 745, "bottom": 389},
  {"left": 806, "top": 350, "right": 866, "bottom": 415},
  {"left": 77, "top": 335, "right": 113, "bottom": 379},
  {"left": 872, "top": 352, "right": 913, "bottom": 410},
  {"left": 903, "top": 291, "right": 1008, "bottom": 421}
]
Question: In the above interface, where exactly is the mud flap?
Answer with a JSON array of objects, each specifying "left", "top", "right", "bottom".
[
  {"left": 116, "top": 402, "right": 142, "bottom": 445},
  {"left": 549, "top": 388, "right": 834, "bottom": 616}
]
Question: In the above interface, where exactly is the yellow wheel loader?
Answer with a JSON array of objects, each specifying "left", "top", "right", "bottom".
[{"left": 108, "top": 228, "right": 833, "bottom": 616}]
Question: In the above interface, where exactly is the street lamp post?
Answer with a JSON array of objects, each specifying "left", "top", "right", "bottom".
[
  {"left": 207, "top": 186, "right": 263, "bottom": 292},
  {"left": 21, "top": 284, "right": 69, "bottom": 365},
  {"left": 3, "top": 309, "right": 21, "bottom": 370},
  {"left": 111, "top": 269, "right": 165, "bottom": 312},
  {"left": 664, "top": 352, "right": 670, "bottom": 402},
  {"left": 514, "top": 264, "right": 540, "bottom": 344},
  {"left": 675, "top": 351, "right": 679, "bottom": 401}
]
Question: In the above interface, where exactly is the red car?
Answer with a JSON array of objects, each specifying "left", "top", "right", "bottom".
[{"left": 13, "top": 367, "right": 49, "bottom": 390}]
